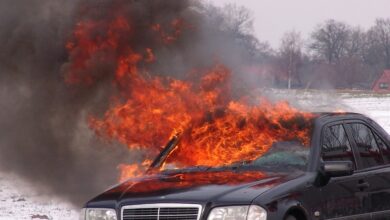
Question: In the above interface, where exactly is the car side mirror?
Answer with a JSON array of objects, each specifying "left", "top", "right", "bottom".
[{"left": 321, "top": 161, "right": 353, "bottom": 178}]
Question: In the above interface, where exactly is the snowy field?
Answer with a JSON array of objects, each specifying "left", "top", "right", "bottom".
[
  {"left": 0, "top": 92, "right": 389, "bottom": 220},
  {"left": 342, "top": 95, "right": 390, "bottom": 132},
  {"left": 0, "top": 173, "right": 79, "bottom": 220}
]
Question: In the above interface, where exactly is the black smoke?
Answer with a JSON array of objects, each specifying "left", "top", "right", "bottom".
[{"left": 0, "top": 0, "right": 261, "bottom": 206}]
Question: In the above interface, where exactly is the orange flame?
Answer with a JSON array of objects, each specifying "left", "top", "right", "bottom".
[
  {"left": 65, "top": 11, "right": 315, "bottom": 182},
  {"left": 117, "top": 160, "right": 152, "bottom": 182}
]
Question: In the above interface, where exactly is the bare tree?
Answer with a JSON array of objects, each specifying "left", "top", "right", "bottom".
[
  {"left": 220, "top": 4, "right": 253, "bottom": 35},
  {"left": 345, "top": 27, "right": 365, "bottom": 60},
  {"left": 366, "top": 18, "right": 390, "bottom": 68},
  {"left": 279, "top": 30, "right": 303, "bottom": 89},
  {"left": 198, "top": 3, "right": 271, "bottom": 59},
  {"left": 310, "top": 20, "right": 350, "bottom": 64}
]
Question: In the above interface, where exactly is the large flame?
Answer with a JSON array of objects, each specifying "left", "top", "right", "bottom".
[{"left": 65, "top": 9, "right": 315, "bottom": 182}]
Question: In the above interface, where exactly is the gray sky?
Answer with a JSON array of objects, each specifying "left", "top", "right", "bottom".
[{"left": 213, "top": 0, "right": 390, "bottom": 48}]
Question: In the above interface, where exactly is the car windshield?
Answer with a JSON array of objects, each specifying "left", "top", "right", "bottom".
[
  {"left": 157, "top": 140, "right": 311, "bottom": 173},
  {"left": 243, "top": 141, "right": 310, "bottom": 171},
  {"left": 153, "top": 119, "right": 315, "bottom": 173}
]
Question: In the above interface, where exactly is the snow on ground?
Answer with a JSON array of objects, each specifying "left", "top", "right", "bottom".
[
  {"left": 0, "top": 172, "right": 79, "bottom": 220},
  {"left": 342, "top": 95, "right": 390, "bottom": 133},
  {"left": 264, "top": 89, "right": 390, "bottom": 133},
  {"left": 0, "top": 91, "right": 389, "bottom": 220}
]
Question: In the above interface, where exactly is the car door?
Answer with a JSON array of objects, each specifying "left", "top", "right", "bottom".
[
  {"left": 371, "top": 131, "right": 390, "bottom": 220},
  {"left": 346, "top": 121, "right": 390, "bottom": 220},
  {"left": 319, "top": 122, "right": 371, "bottom": 220}
]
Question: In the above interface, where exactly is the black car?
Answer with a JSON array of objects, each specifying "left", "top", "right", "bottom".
[{"left": 80, "top": 112, "right": 390, "bottom": 220}]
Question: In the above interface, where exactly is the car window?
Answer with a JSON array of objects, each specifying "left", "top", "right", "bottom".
[
  {"left": 349, "top": 123, "right": 384, "bottom": 168},
  {"left": 374, "top": 132, "right": 390, "bottom": 164},
  {"left": 322, "top": 124, "right": 356, "bottom": 168}
]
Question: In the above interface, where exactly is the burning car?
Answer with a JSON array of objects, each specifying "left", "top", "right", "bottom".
[{"left": 80, "top": 112, "right": 390, "bottom": 220}]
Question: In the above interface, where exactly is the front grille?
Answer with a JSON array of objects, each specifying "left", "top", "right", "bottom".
[{"left": 122, "top": 204, "right": 201, "bottom": 220}]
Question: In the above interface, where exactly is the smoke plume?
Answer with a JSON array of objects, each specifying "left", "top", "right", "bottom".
[{"left": 0, "top": 0, "right": 261, "bottom": 205}]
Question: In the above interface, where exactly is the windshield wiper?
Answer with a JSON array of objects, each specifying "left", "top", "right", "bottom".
[
  {"left": 149, "top": 133, "right": 181, "bottom": 170},
  {"left": 161, "top": 165, "right": 212, "bottom": 174}
]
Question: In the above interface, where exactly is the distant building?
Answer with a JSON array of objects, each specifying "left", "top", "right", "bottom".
[{"left": 372, "top": 70, "right": 390, "bottom": 93}]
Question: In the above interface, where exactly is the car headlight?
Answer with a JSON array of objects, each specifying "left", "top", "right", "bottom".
[
  {"left": 80, "top": 208, "right": 117, "bottom": 220},
  {"left": 207, "top": 205, "right": 267, "bottom": 220}
]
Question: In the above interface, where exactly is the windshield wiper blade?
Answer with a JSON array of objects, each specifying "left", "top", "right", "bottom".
[
  {"left": 161, "top": 165, "right": 212, "bottom": 174},
  {"left": 149, "top": 133, "right": 181, "bottom": 170}
]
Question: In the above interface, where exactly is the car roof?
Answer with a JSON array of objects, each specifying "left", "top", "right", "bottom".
[
  {"left": 315, "top": 112, "right": 365, "bottom": 118},
  {"left": 312, "top": 112, "right": 374, "bottom": 126}
]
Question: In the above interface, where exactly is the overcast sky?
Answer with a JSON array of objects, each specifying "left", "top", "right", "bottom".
[{"left": 213, "top": 0, "right": 390, "bottom": 48}]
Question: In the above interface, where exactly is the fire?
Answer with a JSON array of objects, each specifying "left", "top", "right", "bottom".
[
  {"left": 65, "top": 6, "right": 315, "bottom": 182},
  {"left": 117, "top": 160, "right": 152, "bottom": 182},
  {"left": 165, "top": 100, "right": 313, "bottom": 168}
]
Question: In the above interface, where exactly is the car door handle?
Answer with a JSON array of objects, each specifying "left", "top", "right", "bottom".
[{"left": 356, "top": 182, "right": 370, "bottom": 190}]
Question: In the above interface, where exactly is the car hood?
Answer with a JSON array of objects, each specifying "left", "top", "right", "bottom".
[{"left": 88, "top": 169, "right": 302, "bottom": 207}]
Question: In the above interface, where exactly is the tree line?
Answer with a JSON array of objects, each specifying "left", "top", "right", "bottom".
[
  {"left": 260, "top": 18, "right": 390, "bottom": 89},
  {"left": 205, "top": 4, "right": 390, "bottom": 89}
]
